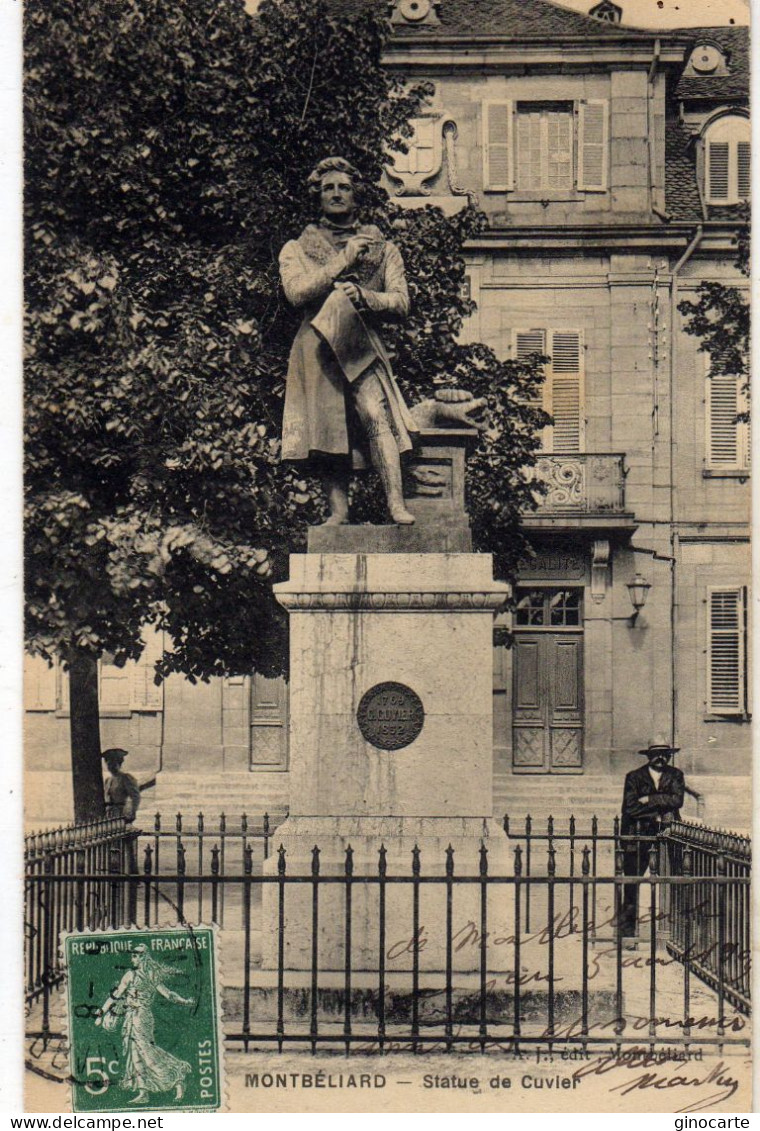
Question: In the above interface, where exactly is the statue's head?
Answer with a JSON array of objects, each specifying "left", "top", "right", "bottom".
[{"left": 307, "top": 156, "right": 363, "bottom": 223}]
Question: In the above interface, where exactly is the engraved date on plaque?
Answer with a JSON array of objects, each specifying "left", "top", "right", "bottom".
[{"left": 356, "top": 682, "right": 424, "bottom": 751}]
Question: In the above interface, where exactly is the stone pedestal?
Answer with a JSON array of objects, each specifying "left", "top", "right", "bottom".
[{"left": 262, "top": 550, "right": 513, "bottom": 974}]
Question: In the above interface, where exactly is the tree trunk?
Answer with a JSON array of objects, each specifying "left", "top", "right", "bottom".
[{"left": 68, "top": 648, "right": 105, "bottom": 824}]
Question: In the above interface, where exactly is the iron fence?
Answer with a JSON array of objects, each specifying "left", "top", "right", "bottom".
[
  {"left": 24, "top": 813, "right": 751, "bottom": 1055},
  {"left": 661, "top": 821, "right": 751, "bottom": 1015}
]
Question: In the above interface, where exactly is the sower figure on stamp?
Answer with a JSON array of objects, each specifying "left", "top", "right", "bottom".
[
  {"left": 95, "top": 944, "right": 193, "bottom": 1104},
  {"left": 620, "top": 735, "right": 684, "bottom": 942},
  {"left": 102, "top": 748, "right": 141, "bottom": 823},
  {"left": 279, "top": 156, "right": 418, "bottom": 525}
]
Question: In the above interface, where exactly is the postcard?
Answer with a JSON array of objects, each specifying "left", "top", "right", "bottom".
[{"left": 21, "top": 0, "right": 752, "bottom": 1115}]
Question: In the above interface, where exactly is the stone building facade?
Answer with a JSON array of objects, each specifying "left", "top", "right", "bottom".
[{"left": 25, "top": 0, "right": 751, "bottom": 829}]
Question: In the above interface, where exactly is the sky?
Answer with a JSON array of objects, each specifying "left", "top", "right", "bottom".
[{"left": 557, "top": 0, "right": 749, "bottom": 27}]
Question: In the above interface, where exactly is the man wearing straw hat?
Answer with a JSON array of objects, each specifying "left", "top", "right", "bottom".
[{"left": 620, "top": 735, "right": 684, "bottom": 941}]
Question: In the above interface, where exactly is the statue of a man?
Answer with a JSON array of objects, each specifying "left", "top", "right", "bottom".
[{"left": 279, "top": 156, "right": 417, "bottom": 525}]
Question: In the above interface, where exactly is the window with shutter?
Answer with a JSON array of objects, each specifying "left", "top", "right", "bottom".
[
  {"left": 708, "top": 142, "right": 730, "bottom": 199},
  {"left": 704, "top": 116, "right": 750, "bottom": 204},
  {"left": 99, "top": 657, "right": 131, "bottom": 713},
  {"left": 549, "top": 330, "right": 584, "bottom": 452},
  {"left": 706, "top": 374, "right": 749, "bottom": 470},
  {"left": 737, "top": 142, "right": 751, "bottom": 199},
  {"left": 482, "top": 101, "right": 513, "bottom": 191},
  {"left": 515, "top": 103, "right": 573, "bottom": 192},
  {"left": 578, "top": 100, "right": 609, "bottom": 191},
  {"left": 99, "top": 630, "right": 164, "bottom": 714},
  {"left": 707, "top": 587, "right": 746, "bottom": 715},
  {"left": 513, "top": 328, "right": 584, "bottom": 453},
  {"left": 24, "top": 655, "right": 58, "bottom": 711}
]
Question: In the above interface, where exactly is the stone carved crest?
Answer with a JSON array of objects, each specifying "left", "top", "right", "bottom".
[{"left": 386, "top": 114, "right": 444, "bottom": 196}]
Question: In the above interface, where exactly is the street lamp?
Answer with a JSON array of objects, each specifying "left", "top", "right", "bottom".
[{"left": 626, "top": 572, "right": 651, "bottom": 624}]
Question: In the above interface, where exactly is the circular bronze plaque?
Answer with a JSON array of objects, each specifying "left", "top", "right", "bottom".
[{"left": 357, "top": 681, "right": 425, "bottom": 751}]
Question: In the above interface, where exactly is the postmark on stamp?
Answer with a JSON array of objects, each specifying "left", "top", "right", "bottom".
[{"left": 63, "top": 926, "right": 223, "bottom": 1113}]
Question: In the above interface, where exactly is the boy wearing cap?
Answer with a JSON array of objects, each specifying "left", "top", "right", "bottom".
[{"left": 620, "top": 736, "right": 685, "bottom": 940}]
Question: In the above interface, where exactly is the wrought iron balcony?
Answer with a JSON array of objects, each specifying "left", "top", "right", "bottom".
[{"left": 523, "top": 452, "right": 636, "bottom": 533}]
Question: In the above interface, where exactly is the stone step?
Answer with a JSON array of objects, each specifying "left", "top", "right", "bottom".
[{"left": 222, "top": 979, "right": 618, "bottom": 1033}]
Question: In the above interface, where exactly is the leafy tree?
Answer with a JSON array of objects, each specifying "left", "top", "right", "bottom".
[
  {"left": 25, "top": 0, "right": 547, "bottom": 820},
  {"left": 678, "top": 210, "right": 749, "bottom": 421}
]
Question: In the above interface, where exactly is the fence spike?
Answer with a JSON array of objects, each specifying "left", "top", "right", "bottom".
[
  {"left": 345, "top": 844, "right": 354, "bottom": 876},
  {"left": 547, "top": 815, "right": 554, "bottom": 837},
  {"left": 154, "top": 813, "right": 161, "bottom": 833},
  {"left": 525, "top": 814, "right": 532, "bottom": 836},
  {"left": 513, "top": 844, "right": 523, "bottom": 876},
  {"left": 592, "top": 814, "right": 598, "bottom": 837},
  {"left": 263, "top": 812, "right": 270, "bottom": 836},
  {"left": 197, "top": 812, "right": 204, "bottom": 833},
  {"left": 220, "top": 813, "right": 226, "bottom": 834},
  {"left": 211, "top": 846, "right": 220, "bottom": 875},
  {"left": 241, "top": 814, "right": 248, "bottom": 834},
  {"left": 177, "top": 841, "right": 186, "bottom": 874},
  {"left": 277, "top": 845, "right": 286, "bottom": 876},
  {"left": 582, "top": 845, "right": 590, "bottom": 875},
  {"left": 244, "top": 844, "right": 253, "bottom": 874},
  {"left": 547, "top": 845, "right": 556, "bottom": 877},
  {"left": 412, "top": 844, "right": 421, "bottom": 876},
  {"left": 311, "top": 845, "right": 320, "bottom": 875},
  {"left": 445, "top": 844, "right": 455, "bottom": 877},
  {"left": 143, "top": 844, "right": 153, "bottom": 875},
  {"left": 378, "top": 844, "right": 387, "bottom": 877},
  {"left": 176, "top": 812, "right": 182, "bottom": 833},
  {"left": 614, "top": 846, "right": 624, "bottom": 875},
  {"left": 503, "top": 814, "right": 510, "bottom": 836},
  {"left": 479, "top": 842, "right": 489, "bottom": 876},
  {"left": 569, "top": 814, "right": 576, "bottom": 836},
  {"left": 613, "top": 815, "right": 620, "bottom": 839}
]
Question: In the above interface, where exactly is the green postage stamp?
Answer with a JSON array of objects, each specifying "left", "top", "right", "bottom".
[{"left": 63, "top": 927, "right": 223, "bottom": 1113}]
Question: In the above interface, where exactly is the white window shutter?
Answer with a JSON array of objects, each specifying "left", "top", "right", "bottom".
[
  {"left": 578, "top": 100, "right": 608, "bottom": 191},
  {"left": 708, "top": 587, "right": 746, "bottom": 715},
  {"left": 99, "top": 630, "right": 164, "bottom": 712},
  {"left": 737, "top": 141, "right": 751, "bottom": 199},
  {"left": 515, "top": 329, "right": 551, "bottom": 449},
  {"left": 483, "top": 100, "right": 513, "bottom": 191},
  {"left": 548, "top": 330, "right": 585, "bottom": 453},
  {"left": 99, "top": 660, "right": 131, "bottom": 712},
  {"left": 514, "top": 328, "right": 547, "bottom": 361},
  {"left": 707, "top": 375, "right": 741, "bottom": 467},
  {"left": 708, "top": 141, "right": 730, "bottom": 200},
  {"left": 23, "top": 655, "right": 57, "bottom": 711},
  {"left": 513, "top": 329, "right": 548, "bottom": 407}
]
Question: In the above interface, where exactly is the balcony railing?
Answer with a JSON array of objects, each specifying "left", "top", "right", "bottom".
[{"left": 526, "top": 452, "right": 628, "bottom": 518}]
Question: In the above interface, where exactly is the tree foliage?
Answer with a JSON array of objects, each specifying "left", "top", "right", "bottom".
[
  {"left": 25, "top": 0, "right": 548, "bottom": 700},
  {"left": 678, "top": 211, "right": 749, "bottom": 420}
]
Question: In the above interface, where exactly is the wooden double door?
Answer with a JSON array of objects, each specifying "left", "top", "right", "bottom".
[{"left": 512, "top": 588, "right": 584, "bottom": 774}]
